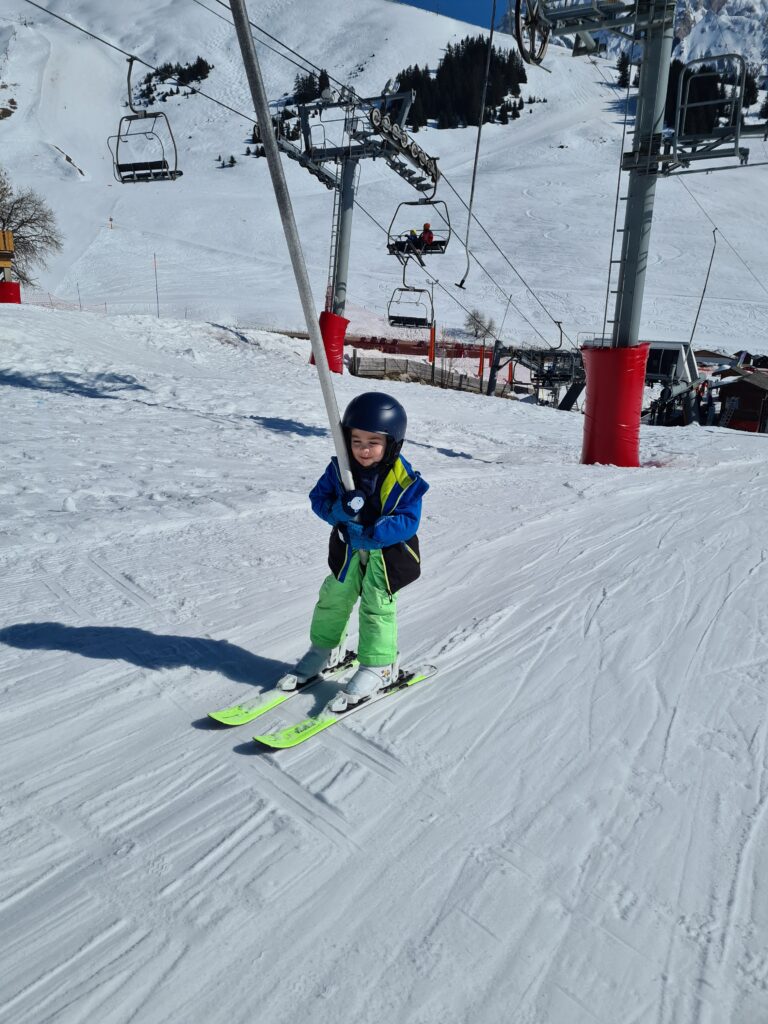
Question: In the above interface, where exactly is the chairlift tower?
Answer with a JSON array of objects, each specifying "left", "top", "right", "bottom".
[
  {"left": 258, "top": 90, "right": 441, "bottom": 319},
  {"left": 516, "top": 0, "right": 676, "bottom": 352},
  {"left": 514, "top": 0, "right": 765, "bottom": 463}
]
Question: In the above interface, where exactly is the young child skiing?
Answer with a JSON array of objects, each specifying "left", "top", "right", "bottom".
[{"left": 279, "top": 391, "right": 429, "bottom": 712}]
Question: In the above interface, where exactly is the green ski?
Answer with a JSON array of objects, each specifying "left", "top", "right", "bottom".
[
  {"left": 207, "top": 652, "right": 358, "bottom": 726},
  {"left": 253, "top": 664, "right": 438, "bottom": 749}
]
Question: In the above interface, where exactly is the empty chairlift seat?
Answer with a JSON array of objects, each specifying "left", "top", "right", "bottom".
[
  {"left": 108, "top": 58, "right": 183, "bottom": 184},
  {"left": 387, "top": 287, "right": 433, "bottom": 329}
]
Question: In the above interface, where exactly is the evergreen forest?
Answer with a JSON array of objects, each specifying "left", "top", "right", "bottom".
[
  {"left": 137, "top": 56, "right": 213, "bottom": 104},
  {"left": 392, "top": 36, "right": 528, "bottom": 130}
]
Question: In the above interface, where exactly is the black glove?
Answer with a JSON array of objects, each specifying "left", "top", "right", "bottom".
[{"left": 330, "top": 489, "right": 366, "bottom": 523}]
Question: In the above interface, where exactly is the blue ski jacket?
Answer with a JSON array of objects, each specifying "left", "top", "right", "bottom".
[{"left": 309, "top": 454, "right": 429, "bottom": 591}]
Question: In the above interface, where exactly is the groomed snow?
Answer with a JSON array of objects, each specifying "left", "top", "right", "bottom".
[{"left": 2, "top": 304, "right": 768, "bottom": 1024}]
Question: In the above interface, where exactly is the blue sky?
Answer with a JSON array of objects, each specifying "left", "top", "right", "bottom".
[{"left": 397, "top": 0, "right": 500, "bottom": 29}]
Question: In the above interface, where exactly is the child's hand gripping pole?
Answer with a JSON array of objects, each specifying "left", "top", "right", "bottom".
[{"left": 338, "top": 491, "right": 369, "bottom": 562}]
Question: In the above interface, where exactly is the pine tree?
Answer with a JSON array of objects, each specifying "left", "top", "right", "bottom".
[
  {"left": 392, "top": 34, "right": 528, "bottom": 132},
  {"left": 293, "top": 71, "right": 319, "bottom": 104},
  {"left": 617, "top": 51, "right": 630, "bottom": 89},
  {"left": 743, "top": 69, "right": 758, "bottom": 109},
  {"left": 759, "top": 96, "right": 768, "bottom": 120}
]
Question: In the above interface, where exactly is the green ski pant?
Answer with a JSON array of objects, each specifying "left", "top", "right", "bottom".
[{"left": 310, "top": 550, "right": 398, "bottom": 666}]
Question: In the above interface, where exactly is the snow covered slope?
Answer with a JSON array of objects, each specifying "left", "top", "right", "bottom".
[
  {"left": 3, "top": 304, "right": 768, "bottom": 1022},
  {"left": 675, "top": 0, "right": 768, "bottom": 67},
  {"left": 1, "top": 0, "right": 768, "bottom": 348}
]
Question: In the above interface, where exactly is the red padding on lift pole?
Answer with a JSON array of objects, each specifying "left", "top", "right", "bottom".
[
  {"left": 310, "top": 310, "right": 349, "bottom": 374},
  {"left": 0, "top": 282, "right": 21, "bottom": 303},
  {"left": 581, "top": 343, "right": 650, "bottom": 467}
]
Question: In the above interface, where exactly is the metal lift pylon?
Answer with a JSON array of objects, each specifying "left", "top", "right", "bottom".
[{"left": 515, "top": 0, "right": 677, "bottom": 465}]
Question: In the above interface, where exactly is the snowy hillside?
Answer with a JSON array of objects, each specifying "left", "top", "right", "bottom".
[
  {"left": 1, "top": 0, "right": 768, "bottom": 349},
  {"left": 4, "top": 304, "right": 768, "bottom": 1023},
  {"left": 675, "top": 0, "right": 768, "bottom": 67}
]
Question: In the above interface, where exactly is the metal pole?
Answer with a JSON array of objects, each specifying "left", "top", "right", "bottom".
[
  {"left": 486, "top": 342, "right": 502, "bottom": 396},
  {"left": 153, "top": 253, "right": 160, "bottom": 318},
  {"left": 611, "top": 0, "right": 676, "bottom": 347},
  {"left": 331, "top": 158, "right": 357, "bottom": 317},
  {"left": 228, "top": 0, "right": 355, "bottom": 490}
]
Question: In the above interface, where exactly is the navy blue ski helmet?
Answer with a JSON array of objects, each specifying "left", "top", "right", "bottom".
[{"left": 342, "top": 392, "right": 407, "bottom": 463}]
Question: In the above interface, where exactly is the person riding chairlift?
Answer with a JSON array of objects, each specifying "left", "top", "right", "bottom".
[{"left": 419, "top": 222, "right": 434, "bottom": 251}]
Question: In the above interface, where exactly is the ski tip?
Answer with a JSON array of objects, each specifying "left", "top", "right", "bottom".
[
  {"left": 207, "top": 710, "right": 240, "bottom": 726},
  {"left": 402, "top": 663, "right": 438, "bottom": 685},
  {"left": 252, "top": 736, "right": 284, "bottom": 749},
  {"left": 207, "top": 705, "right": 261, "bottom": 726},
  {"left": 252, "top": 729, "right": 313, "bottom": 753}
]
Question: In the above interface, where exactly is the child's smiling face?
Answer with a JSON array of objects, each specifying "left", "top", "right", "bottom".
[{"left": 350, "top": 429, "right": 387, "bottom": 468}]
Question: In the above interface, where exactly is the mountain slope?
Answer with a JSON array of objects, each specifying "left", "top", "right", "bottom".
[{"left": 1, "top": 0, "right": 767, "bottom": 346}]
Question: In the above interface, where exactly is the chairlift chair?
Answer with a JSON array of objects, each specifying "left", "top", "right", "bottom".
[
  {"left": 386, "top": 199, "right": 451, "bottom": 264},
  {"left": 672, "top": 54, "right": 747, "bottom": 165},
  {"left": 108, "top": 57, "right": 183, "bottom": 183},
  {"left": 387, "top": 286, "right": 433, "bottom": 329}
]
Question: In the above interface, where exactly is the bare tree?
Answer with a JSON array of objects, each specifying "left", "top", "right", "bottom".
[
  {"left": 0, "top": 168, "right": 62, "bottom": 285},
  {"left": 464, "top": 307, "right": 485, "bottom": 338},
  {"left": 481, "top": 317, "right": 497, "bottom": 341}
]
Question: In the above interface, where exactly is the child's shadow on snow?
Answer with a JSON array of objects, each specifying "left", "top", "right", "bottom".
[{"left": 0, "top": 622, "right": 283, "bottom": 685}]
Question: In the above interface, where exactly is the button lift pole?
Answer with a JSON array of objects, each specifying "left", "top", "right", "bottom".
[{"left": 228, "top": 0, "right": 356, "bottom": 491}]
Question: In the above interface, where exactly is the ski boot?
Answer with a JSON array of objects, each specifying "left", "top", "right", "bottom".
[
  {"left": 327, "top": 661, "right": 399, "bottom": 713},
  {"left": 278, "top": 643, "right": 346, "bottom": 692}
]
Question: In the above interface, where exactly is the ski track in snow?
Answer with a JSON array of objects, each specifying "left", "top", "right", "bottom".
[{"left": 1, "top": 307, "right": 768, "bottom": 1023}]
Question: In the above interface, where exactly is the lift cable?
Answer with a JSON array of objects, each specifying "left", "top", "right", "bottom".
[
  {"left": 201, "top": 0, "right": 364, "bottom": 99},
  {"left": 455, "top": 0, "right": 496, "bottom": 290},
  {"left": 188, "top": 0, "right": 560, "bottom": 345},
  {"left": 189, "top": 0, "right": 321, "bottom": 79},
  {"left": 20, "top": 0, "right": 255, "bottom": 123},
  {"left": 190, "top": 0, "right": 572, "bottom": 347},
  {"left": 689, "top": 228, "right": 717, "bottom": 346},
  {"left": 675, "top": 176, "right": 768, "bottom": 302},
  {"left": 22, "top": 0, "right": 556, "bottom": 348},
  {"left": 438, "top": 169, "right": 577, "bottom": 349},
  {"left": 353, "top": 199, "right": 538, "bottom": 348}
]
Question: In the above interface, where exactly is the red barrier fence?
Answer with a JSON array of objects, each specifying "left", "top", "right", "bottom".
[{"left": 349, "top": 336, "right": 475, "bottom": 359}]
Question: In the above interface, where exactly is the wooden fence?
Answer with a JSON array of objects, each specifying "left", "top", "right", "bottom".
[{"left": 348, "top": 351, "right": 531, "bottom": 398}]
